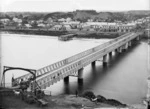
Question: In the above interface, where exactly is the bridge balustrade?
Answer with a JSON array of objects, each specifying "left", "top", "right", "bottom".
[
  {"left": 14, "top": 33, "right": 132, "bottom": 82},
  {"left": 35, "top": 33, "right": 135, "bottom": 89},
  {"left": 14, "top": 32, "right": 142, "bottom": 89}
]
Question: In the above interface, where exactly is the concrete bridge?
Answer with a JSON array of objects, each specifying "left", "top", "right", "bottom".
[{"left": 1, "top": 32, "right": 143, "bottom": 90}]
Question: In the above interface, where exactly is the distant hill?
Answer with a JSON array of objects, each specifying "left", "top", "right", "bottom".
[
  {"left": 0, "top": 10, "right": 149, "bottom": 22},
  {"left": 44, "top": 12, "right": 74, "bottom": 20},
  {"left": 127, "top": 10, "right": 150, "bottom": 15},
  {"left": 43, "top": 10, "right": 150, "bottom": 22}
]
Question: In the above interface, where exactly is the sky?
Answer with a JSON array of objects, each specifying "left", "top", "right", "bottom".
[{"left": 0, "top": 0, "right": 149, "bottom": 12}]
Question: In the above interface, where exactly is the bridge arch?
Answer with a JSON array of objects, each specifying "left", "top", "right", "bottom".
[{"left": 1, "top": 66, "right": 36, "bottom": 87}]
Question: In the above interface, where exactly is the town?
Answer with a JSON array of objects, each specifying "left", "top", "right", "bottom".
[
  {"left": 0, "top": 9, "right": 150, "bottom": 109},
  {"left": 0, "top": 10, "right": 149, "bottom": 37}
]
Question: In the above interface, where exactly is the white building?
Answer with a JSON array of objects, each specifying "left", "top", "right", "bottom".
[
  {"left": 37, "top": 23, "right": 46, "bottom": 28},
  {"left": 24, "top": 24, "right": 32, "bottom": 29},
  {"left": 58, "top": 18, "right": 66, "bottom": 22},
  {"left": 63, "top": 24, "right": 71, "bottom": 30},
  {"left": 66, "top": 17, "right": 72, "bottom": 22},
  {"left": 12, "top": 17, "right": 22, "bottom": 23},
  {"left": 0, "top": 18, "right": 10, "bottom": 23}
]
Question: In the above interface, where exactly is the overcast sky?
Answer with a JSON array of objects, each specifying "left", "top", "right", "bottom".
[{"left": 0, "top": 0, "right": 149, "bottom": 12}]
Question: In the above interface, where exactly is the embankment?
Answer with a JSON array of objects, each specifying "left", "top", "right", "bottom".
[{"left": 1, "top": 29, "right": 122, "bottom": 39}]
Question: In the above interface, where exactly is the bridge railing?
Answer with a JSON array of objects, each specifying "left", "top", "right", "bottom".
[
  {"left": 35, "top": 32, "right": 140, "bottom": 89},
  {"left": 35, "top": 33, "right": 131, "bottom": 76},
  {"left": 14, "top": 32, "right": 133, "bottom": 82}
]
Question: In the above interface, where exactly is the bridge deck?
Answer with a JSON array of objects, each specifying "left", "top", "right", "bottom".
[{"left": 13, "top": 32, "right": 143, "bottom": 89}]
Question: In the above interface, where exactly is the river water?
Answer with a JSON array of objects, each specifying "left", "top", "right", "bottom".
[{"left": 1, "top": 33, "right": 149, "bottom": 105}]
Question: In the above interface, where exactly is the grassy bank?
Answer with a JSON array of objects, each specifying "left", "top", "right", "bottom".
[
  {"left": 1, "top": 29, "right": 67, "bottom": 36},
  {"left": 0, "top": 88, "right": 130, "bottom": 109},
  {"left": 1, "top": 94, "right": 128, "bottom": 109},
  {"left": 1, "top": 29, "right": 122, "bottom": 39}
]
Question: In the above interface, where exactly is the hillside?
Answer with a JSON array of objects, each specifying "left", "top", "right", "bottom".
[{"left": 0, "top": 10, "right": 149, "bottom": 22}]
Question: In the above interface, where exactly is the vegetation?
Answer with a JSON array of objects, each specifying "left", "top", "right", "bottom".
[
  {"left": 1, "top": 10, "right": 149, "bottom": 22},
  {"left": 82, "top": 91, "right": 126, "bottom": 107}
]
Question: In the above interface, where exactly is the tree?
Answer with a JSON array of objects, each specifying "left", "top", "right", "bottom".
[
  {"left": 22, "top": 19, "right": 28, "bottom": 25},
  {"left": 31, "top": 21, "right": 38, "bottom": 28}
]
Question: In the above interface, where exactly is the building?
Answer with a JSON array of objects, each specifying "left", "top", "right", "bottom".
[
  {"left": 62, "top": 21, "right": 80, "bottom": 29},
  {"left": 24, "top": 24, "right": 32, "bottom": 29},
  {"left": 12, "top": 17, "right": 22, "bottom": 23},
  {"left": 144, "top": 29, "right": 150, "bottom": 38},
  {"left": 37, "top": 23, "right": 46, "bottom": 28},
  {"left": 66, "top": 17, "right": 72, "bottom": 22},
  {"left": 0, "top": 18, "right": 10, "bottom": 23},
  {"left": 62, "top": 24, "right": 71, "bottom": 31},
  {"left": 58, "top": 18, "right": 66, "bottom": 22},
  {"left": 118, "top": 23, "right": 136, "bottom": 32},
  {"left": 52, "top": 25, "right": 63, "bottom": 30}
]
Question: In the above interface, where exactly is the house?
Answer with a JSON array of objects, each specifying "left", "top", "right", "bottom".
[
  {"left": 62, "top": 21, "right": 80, "bottom": 29},
  {"left": 58, "top": 18, "right": 66, "bottom": 22},
  {"left": 52, "top": 25, "right": 63, "bottom": 30},
  {"left": 45, "top": 17, "right": 53, "bottom": 24},
  {"left": 24, "top": 24, "right": 32, "bottom": 29},
  {"left": 82, "top": 24, "right": 92, "bottom": 31},
  {"left": 144, "top": 28, "right": 150, "bottom": 38},
  {"left": 0, "top": 22, "right": 4, "bottom": 28},
  {"left": 62, "top": 24, "right": 71, "bottom": 31},
  {"left": 87, "top": 19, "right": 94, "bottom": 22},
  {"left": 37, "top": 19, "right": 44, "bottom": 23},
  {"left": 12, "top": 17, "right": 22, "bottom": 23},
  {"left": 0, "top": 18, "right": 10, "bottom": 23},
  {"left": 145, "top": 17, "right": 150, "bottom": 22},
  {"left": 118, "top": 24, "right": 135, "bottom": 32},
  {"left": 37, "top": 23, "right": 46, "bottom": 28},
  {"left": 4, "top": 21, "right": 18, "bottom": 29},
  {"left": 66, "top": 17, "right": 72, "bottom": 22}
]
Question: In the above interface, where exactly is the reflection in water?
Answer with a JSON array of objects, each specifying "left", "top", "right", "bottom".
[
  {"left": 53, "top": 40, "right": 148, "bottom": 105},
  {"left": 63, "top": 80, "right": 70, "bottom": 94}
]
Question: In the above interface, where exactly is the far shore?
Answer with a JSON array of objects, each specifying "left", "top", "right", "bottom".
[{"left": 0, "top": 28, "right": 124, "bottom": 39}]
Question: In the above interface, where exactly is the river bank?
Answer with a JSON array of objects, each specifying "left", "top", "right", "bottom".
[
  {"left": 1, "top": 94, "right": 146, "bottom": 109},
  {"left": 0, "top": 93, "right": 128, "bottom": 109},
  {"left": 0, "top": 29, "right": 122, "bottom": 39},
  {"left": 0, "top": 88, "right": 146, "bottom": 109},
  {"left": 0, "top": 33, "right": 148, "bottom": 109}
]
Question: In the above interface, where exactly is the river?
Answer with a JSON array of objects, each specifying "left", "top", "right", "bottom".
[{"left": 0, "top": 33, "right": 149, "bottom": 105}]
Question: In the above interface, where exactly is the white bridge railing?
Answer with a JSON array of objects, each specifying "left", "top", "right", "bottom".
[{"left": 14, "top": 32, "right": 143, "bottom": 89}]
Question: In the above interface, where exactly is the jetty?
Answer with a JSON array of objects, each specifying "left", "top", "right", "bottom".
[{"left": 58, "top": 34, "right": 77, "bottom": 41}]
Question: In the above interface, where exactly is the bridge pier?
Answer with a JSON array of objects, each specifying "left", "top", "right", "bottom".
[
  {"left": 115, "top": 49, "right": 119, "bottom": 54},
  {"left": 122, "top": 43, "right": 129, "bottom": 52},
  {"left": 78, "top": 68, "right": 84, "bottom": 83},
  {"left": 64, "top": 76, "right": 69, "bottom": 83},
  {"left": 136, "top": 36, "right": 140, "bottom": 41},
  {"left": 15, "top": 32, "right": 143, "bottom": 89},
  {"left": 91, "top": 61, "right": 96, "bottom": 66},
  {"left": 125, "top": 43, "right": 129, "bottom": 49},
  {"left": 103, "top": 54, "right": 108, "bottom": 67},
  {"left": 109, "top": 52, "right": 112, "bottom": 56},
  {"left": 122, "top": 45, "right": 126, "bottom": 52},
  {"left": 118, "top": 47, "right": 122, "bottom": 53},
  {"left": 128, "top": 41, "right": 132, "bottom": 47}
]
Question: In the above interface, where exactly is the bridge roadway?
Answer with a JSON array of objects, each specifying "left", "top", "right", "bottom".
[{"left": 14, "top": 32, "right": 143, "bottom": 89}]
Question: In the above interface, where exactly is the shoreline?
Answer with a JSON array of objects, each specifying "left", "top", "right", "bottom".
[
  {"left": 0, "top": 29, "right": 123, "bottom": 39},
  {"left": 1, "top": 29, "right": 148, "bottom": 39},
  {"left": 0, "top": 89, "right": 128, "bottom": 109},
  {"left": 0, "top": 88, "right": 146, "bottom": 109}
]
